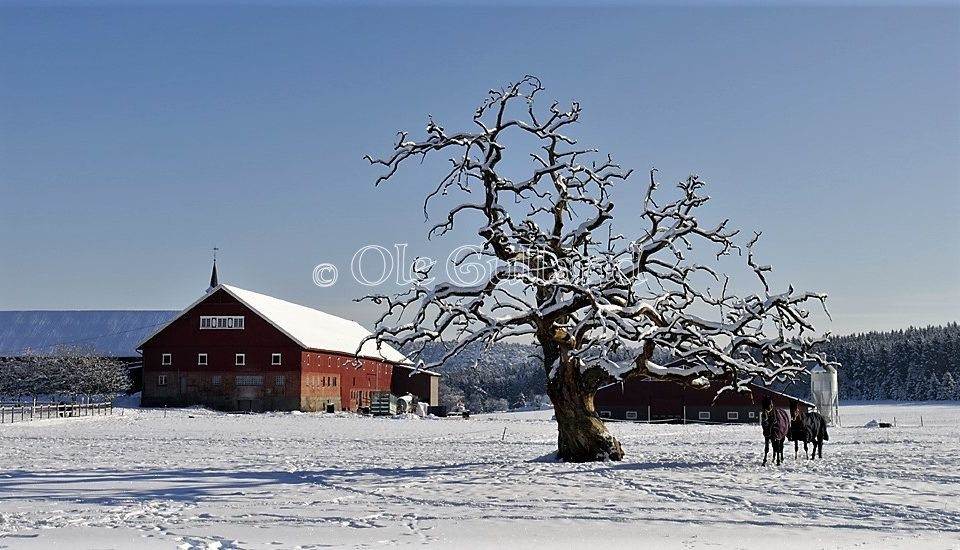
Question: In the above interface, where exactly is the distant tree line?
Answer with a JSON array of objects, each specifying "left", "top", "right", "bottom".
[
  {"left": 422, "top": 323, "right": 960, "bottom": 408},
  {"left": 819, "top": 323, "right": 960, "bottom": 401},
  {"left": 414, "top": 342, "right": 546, "bottom": 412},
  {"left": 0, "top": 347, "right": 131, "bottom": 402}
]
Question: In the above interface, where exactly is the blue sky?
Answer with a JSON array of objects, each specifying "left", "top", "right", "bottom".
[{"left": 1, "top": 4, "right": 957, "bottom": 336}]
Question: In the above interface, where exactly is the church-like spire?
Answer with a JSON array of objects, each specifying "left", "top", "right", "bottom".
[{"left": 207, "top": 247, "right": 219, "bottom": 292}]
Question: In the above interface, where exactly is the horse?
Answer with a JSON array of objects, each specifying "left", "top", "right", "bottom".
[
  {"left": 789, "top": 402, "right": 829, "bottom": 460},
  {"left": 760, "top": 396, "right": 791, "bottom": 466}
]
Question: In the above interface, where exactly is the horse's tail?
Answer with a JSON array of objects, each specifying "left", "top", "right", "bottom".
[{"left": 821, "top": 417, "right": 830, "bottom": 441}]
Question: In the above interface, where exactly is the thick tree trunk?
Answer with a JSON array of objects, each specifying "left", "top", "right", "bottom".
[{"left": 547, "top": 354, "right": 624, "bottom": 462}]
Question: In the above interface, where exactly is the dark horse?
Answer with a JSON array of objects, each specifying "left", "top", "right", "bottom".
[
  {"left": 760, "top": 397, "right": 791, "bottom": 466},
  {"left": 789, "top": 402, "right": 829, "bottom": 460}
]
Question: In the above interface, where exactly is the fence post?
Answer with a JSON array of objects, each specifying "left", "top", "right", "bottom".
[{"left": 683, "top": 406, "right": 687, "bottom": 425}]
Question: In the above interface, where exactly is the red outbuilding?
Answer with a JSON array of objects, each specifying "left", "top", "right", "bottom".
[
  {"left": 594, "top": 378, "right": 815, "bottom": 424},
  {"left": 138, "top": 283, "right": 437, "bottom": 412}
]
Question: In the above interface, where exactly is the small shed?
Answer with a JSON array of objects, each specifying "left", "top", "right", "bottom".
[{"left": 391, "top": 364, "right": 440, "bottom": 407}]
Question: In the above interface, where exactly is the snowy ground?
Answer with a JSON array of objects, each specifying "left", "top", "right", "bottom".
[{"left": 1, "top": 401, "right": 958, "bottom": 549}]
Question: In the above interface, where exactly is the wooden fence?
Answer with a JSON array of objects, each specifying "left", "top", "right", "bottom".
[{"left": 0, "top": 402, "right": 113, "bottom": 424}]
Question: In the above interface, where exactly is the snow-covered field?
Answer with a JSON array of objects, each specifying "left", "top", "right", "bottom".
[{"left": 1, "top": 402, "right": 958, "bottom": 549}]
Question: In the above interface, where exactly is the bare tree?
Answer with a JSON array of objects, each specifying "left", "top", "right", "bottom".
[
  {"left": 363, "top": 76, "right": 835, "bottom": 462},
  {"left": 0, "top": 348, "right": 130, "bottom": 402}
]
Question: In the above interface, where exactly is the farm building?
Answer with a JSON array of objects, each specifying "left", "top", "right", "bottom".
[
  {"left": 138, "top": 283, "right": 439, "bottom": 412},
  {"left": 594, "top": 378, "right": 815, "bottom": 423}
]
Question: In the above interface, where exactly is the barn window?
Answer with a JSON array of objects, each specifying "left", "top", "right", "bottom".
[
  {"left": 275, "top": 375, "right": 286, "bottom": 386},
  {"left": 235, "top": 353, "right": 245, "bottom": 366},
  {"left": 748, "top": 411, "right": 756, "bottom": 419},
  {"left": 200, "top": 316, "right": 245, "bottom": 329},
  {"left": 162, "top": 353, "right": 171, "bottom": 365},
  {"left": 211, "top": 375, "right": 222, "bottom": 386},
  {"left": 332, "top": 377, "right": 337, "bottom": 387},
  {"left": 699, "top": 411, "right": 711, "bottom": 420},
  {"left": 272, "top": 353, "right": 282, "bottom": 365},
  {"left": 157, "top": 375, "right": 168, "bottom": 386},
  {"left": 198, "top": 353, "right": 208, "bottom": 366},
  {"left": 236, "top": 375, "right": 263, "bottom": 386},
  {"left": 626, "top": 411, "right": 638, "bottom": 420},
  {"left": 599, "top": 410, "right": 611, "bottom": 418},
  {"left": 727, "top": 411, "right": 739, "bottom": 420}
]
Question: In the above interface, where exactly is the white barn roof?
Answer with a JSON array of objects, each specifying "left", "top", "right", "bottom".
[
  {"left": 0, "top": 310, "right": 178, "bottom": 357},
  {"left": 139, "top": 284, "right": 410, "bottom": 365}
]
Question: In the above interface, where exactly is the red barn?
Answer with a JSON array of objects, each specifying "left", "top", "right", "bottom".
[
  {"left": 595, "top": 379, "right": 815, "bottom": 424},
  {"left": 138, "top": 284, "right": 435, "bottom": 412}
]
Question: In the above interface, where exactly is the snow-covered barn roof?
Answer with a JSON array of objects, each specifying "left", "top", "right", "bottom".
[
  {"left": 139, "top": 284, "right": 411, "bottom": 365},
  {"left": 393, "top": 363, "right": 442, "bottom": 378},
  {"left": 750, "top": 383, "right": 816, "bottom": 408},
  {"left": 0, "top": 310, "right": 178, "bottom": 357}
]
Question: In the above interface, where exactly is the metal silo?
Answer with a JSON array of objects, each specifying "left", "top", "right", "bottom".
[{"left": 810, "top": 365, "right": 840, "bottom": 426}]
